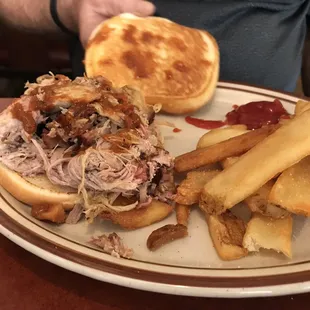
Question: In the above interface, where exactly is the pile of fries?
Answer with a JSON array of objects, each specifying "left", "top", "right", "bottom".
[{"left": 163, "top": 99, "right": 310, "bottom": 261}]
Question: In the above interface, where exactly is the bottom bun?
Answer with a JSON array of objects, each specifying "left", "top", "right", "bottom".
[
  {"left": 0, "top": 162, "right": 81, "bottom": 210},
  {"left": 0, "top": 163, "right": 174, "bottom": 228}
]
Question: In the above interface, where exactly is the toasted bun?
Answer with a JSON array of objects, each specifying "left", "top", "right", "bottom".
[
  {"left": 0, "top": 161, "right": 173, "bottom": 228},
  {"left": 85, "top": 14, "right": 219, "bottom": 114},
  {"left": 0, "top": 162, "right": 81, "bottom": 210}
]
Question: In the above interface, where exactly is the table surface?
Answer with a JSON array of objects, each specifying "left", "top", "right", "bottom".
[{"left": 0, "top": 98, "right": 309, "bottom": 309}]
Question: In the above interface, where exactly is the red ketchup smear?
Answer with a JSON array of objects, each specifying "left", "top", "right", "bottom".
[
  {"left": 173, "top": 128, "right": 182, "bottom": 133},
  {"left": 185, "top": 99, "right": 289, "bottom": 130},
  {"left": 226, "top": 99, "right": 289, "bottom": 130},
  {"left": 185, "top": 117, "right": 225, "bottom": 129}
]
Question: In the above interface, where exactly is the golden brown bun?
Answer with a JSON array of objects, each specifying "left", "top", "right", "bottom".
[
  {"left": 0, "top": 162, "right": 81, "bottom": 210},
  {"left": 85, "top": 14, "right": 219, "bottom": 114},
  {"left": 0, "top": 162, "right": 173, "bottom": 228}
]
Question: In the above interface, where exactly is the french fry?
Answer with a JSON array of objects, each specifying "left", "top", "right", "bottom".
[
  {"left": 100, "top": 200, "right": 174, "bottom": 229},
  {"left": 31, "top": 204, "right": 66, "bottom": 224},
  {"left": 206, "top": 211, "right": 248, "bottom": 261},
  {"left": 269, "top": 156, "right": 310, "bottom": 216},
  {"left": 200, "top": 109, "right": 310, "bottom": 215},
  {"left": 176, "top": 204, "right": 191, "bottom": 226},
  {"left": 221, "top": 158, "right": 281, "bottom": 179},
  {"left": 221, "top": 161, "right": 288, "bottom": 218},
  {"left": 196, "top": 125, "right": 248, "bottom": 149},
  {"left": 295, "top": 100, "right": 310, "bottom": 116},
  {"left": 175, "top": 170, "right": 220, "bottom": 205},
  {"left": 220, "top": 156, "right": 239, "bottom": 169},
  {"left": 175, "top": 124, "right": 279, "bottom": 172},
  {"left": 243, "top": 213, "right": 293, "bottom": 258},
  {"left": 245, "top": 180, "right": 289, "bottom": 219},
  {"left": 279, "top": 117, "right": 292, "bottom": 125}
]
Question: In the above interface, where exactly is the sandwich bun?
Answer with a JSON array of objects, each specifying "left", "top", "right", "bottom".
[
  {"left": 0, "top": 162, "right": 81, "bottom": 210},
  {"left": 0, "top": 74, "right": 175, "bottom": 228},
  {"left": 85, "top": 14, "right": 219, "bottom": 114},
  {"left": 0, "top": 162, "right": 173, "bottom": 228}
]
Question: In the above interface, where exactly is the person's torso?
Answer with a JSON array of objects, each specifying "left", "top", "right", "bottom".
[{"left": 152, "top": 0, "right": 310, "bottom": 91}]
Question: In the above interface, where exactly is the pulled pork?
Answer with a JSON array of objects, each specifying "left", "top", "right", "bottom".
[
  {"left": 0, "top": 74, "right": 175, "bottom": 221},
  {"left": 90, "top": 233, "right": 133, "bottom": 259}
]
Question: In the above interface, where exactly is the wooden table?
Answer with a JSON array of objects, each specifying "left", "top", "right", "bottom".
[{"left": 0, "top": 98, "right": 309, "bottom": 309}]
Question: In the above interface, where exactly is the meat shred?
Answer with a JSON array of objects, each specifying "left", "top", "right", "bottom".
[{"left": 90, "top": 233, "right": 133, "bottom": 259}]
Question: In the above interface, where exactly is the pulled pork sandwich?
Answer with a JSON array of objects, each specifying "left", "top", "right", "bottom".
[{"left": 0, "top": 74, "right": 175, "bottom": 228}]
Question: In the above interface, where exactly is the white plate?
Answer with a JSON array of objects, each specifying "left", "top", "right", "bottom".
[{"left": 1, "top": 82, "right": 310, "bottom": 298}]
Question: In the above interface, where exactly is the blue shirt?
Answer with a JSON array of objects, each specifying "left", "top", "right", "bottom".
[{"left": 152, "top": 0, "right": 310, "bottom": 92}]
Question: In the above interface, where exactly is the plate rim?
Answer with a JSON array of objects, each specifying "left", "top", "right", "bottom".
[{"left": 1, "top": 82, "right": 309, "bottom": 298}]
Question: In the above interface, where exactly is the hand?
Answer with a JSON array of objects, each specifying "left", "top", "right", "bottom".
[{"left": 76, "top": 0, "right": 155, "bottom": 47}]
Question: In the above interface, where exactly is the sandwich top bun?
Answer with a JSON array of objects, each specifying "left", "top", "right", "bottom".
[{"left": 85, "top": 14, "right": 219, "bottom": 114}]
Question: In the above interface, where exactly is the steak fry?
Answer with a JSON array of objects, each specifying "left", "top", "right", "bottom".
[
  {"left": 176, "top": 204, "right": 191, "bottom": 226},
  {"left": 175, "top": 124, "right": 280, "bottom": 172},
  {"left": 243, "top": 213, "right": 293, "bottom": 258},
  {"left": 206, "top": 211, "right": 248, "bottom": 261},
  {"left": 245, "top": 180, "right": 289, "bottom": 219},
  {"left": 295, "top": 100, "right": 310, "bottom": 116},
  {"left": 220, "top": 156, "right": 239, "bottom": 169},
  {"left": 196, "top": 125, "right": 248, "bottom": 149},
  {"left": 221, "top": 157, "right": 288, "bottom": 218},
  {"left": 200, "top": 110, "right": 310, "bottom": 215},
  {"left": 269, "top": 156, "right": 310, "bottom": 216},
  {"left": 175, "top": 170, "right": 220, "bottom": 205}
]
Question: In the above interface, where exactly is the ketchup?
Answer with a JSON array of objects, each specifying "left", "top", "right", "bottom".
[
  {"left": 185, "top": 99, "right": 289, "bottom": 130},
  {"left": 226, "top": 99, "right": 289, "bottom": 130},
  {"left": 185, "top": 117, "right": 225, "bottom": 130},
  {"left": 173, "top": 128, "right": 182, "bottom": 133}
]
